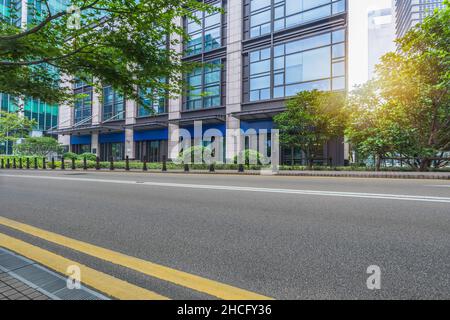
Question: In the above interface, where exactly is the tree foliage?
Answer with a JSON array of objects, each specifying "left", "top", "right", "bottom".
[
  {"left": 346, "top": 1, "right": 450, "bottom": 170},
  {"left": 0, "top": 0, "right": 219, "bottom": 104},
  {"left": 0, "top": 110, "right": 36, "bottom": 144},
  {"left": 274, "top": 90, "right": 346, "bottom": 167},
  {"left": 14, "top": 136, "right": 63, "bottom": 156}
]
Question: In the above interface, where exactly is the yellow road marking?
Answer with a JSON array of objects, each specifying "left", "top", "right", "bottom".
[
  {"left": 0, "top": 216, "right": 272, "bottom": 300},
  {"left": 0, "top": 233, "right": 168, "bottom": 300}
]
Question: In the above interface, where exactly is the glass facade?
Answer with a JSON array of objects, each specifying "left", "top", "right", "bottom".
[
  {"left": 395, "top": 0, "right": 445, "bottom": 38},
  {"left": 249, "top": 29, "right": 346, "bottom": 101},
  {"left": 24, "top": 98, "right": 58, "bottom": 131},
  {"left": 249, "top": 0, "right": 345, "bottom": 38},
  {"left": 137, "top": 87, "right": 166, "bottom": 117},
  {"left": 185, "top": 59, "right": 222, "bottom": 110},
  {"left": 186, "top": 1, "right": 222, "bottom": 56},
  {"left": 102, "top": 86, "right": 125, "bottom": 121},
  {"left": 0, "top": 0, "right": 11, "bottom": 19},
  {"left": 74, "top": 82, "right": 92, "bottom": 125}
]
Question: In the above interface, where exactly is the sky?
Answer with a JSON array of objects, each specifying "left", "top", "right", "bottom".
[{"left": 348, "top": 0, "right": 394, "bottom": 90}]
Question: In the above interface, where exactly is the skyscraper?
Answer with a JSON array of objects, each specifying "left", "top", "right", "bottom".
[
  {"left": 395, "top": 0, "right": 445, "bottom": 38},
  {"left": 368, "top": 7, "right": 395, "bottom": 79}
]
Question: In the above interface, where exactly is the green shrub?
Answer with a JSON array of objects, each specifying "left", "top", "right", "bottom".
[
  {"left": 176, "top": 146, "right": 213, "bottom": 164},
  {"left": 63, "top": 152, "right": 78, "bottom": 160},
  {"left": 77, "top": 153, "right": 97, "bottom": 161},
  {"left": 233, "top": 149, "right": 268, "bottom": 166}
]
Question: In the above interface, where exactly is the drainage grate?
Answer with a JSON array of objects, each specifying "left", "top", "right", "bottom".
[{"left": 0, "top": 248, "right": 109, "bottom": 300}]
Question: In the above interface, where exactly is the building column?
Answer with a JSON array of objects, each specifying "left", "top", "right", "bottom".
[
  {"left": 91, "top": 133, "right": 99, "bottom": 156},
  {"left": 124, "top": 97, "right": 137, "bottom": 159},
  {"left": 91, "top": 87, "right": 101, "bottom": 125},
  {"left": 125, "top": 128, "right": 134, "bottom": 159},
  {"left": 225, "top": 0, "right": 243, "bottom": 162},
  {"left": 226, "top": 116, "right": 241, "bottom": 163},
  {"left": 58, "top": 75, "right": 74, "bottom": 149},
  {"left": 168, "top": 123, "right": 180, "bottom": 161}
]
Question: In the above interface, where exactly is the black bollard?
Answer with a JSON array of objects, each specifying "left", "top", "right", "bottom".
[
  {"left": 19, "top": 158, "right": 22, "bottom": 169},
  {"left": 71, "top": 157, "right": 76, "bottom": 170},
  {"left": 83, "top": 156, "right": 87, "bottom": 170},
  {"left": 238, "top": 164, "right": 244, "bottom": 173},
  {"left": 109, "top": 157, "right": 114, "bottom": 170},
  {"left": 26, "top": 157, "right": 30, "bottom": 169},
  {"left": 162, "top": 155, "right": 167, "bottom": 172},
  {"left": 125, "top": 156, "right": 130, "bottom": 171},
  {"left": 184, "top": 163, "right": 189, "bottom": 172},
  {"left": 96, "top": 156, "right": 100, "bottom": 170},
  {"left": 61, "top": 156, "right": 65, "bottom": 170},
  {"left": 6, "top": 158, "right": 10, "bottom": 169},
  {"left": 34, "top": 157, "right": 38, "bottom": 169},
  {"left": 0, "top": 158, "right": 4, "bottom": 169},
  {"left": 51, "top": 157, "right": 55, "bottom": 169},
  {"left": 12, "top": 158, "right": 16, "bottom": 169},
  {"left": 143, "top": 158, "right": 147, "bottom": 171},
  {"left": 209, "top": 163, "right": 215, "bottom": 172},
  {"left": 42, "top": 157, "right": 46, "bottom": 169}
]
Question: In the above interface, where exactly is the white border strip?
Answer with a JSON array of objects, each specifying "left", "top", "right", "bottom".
[{"left": 1, "top": 174, "right": 450, "bottom": 203}]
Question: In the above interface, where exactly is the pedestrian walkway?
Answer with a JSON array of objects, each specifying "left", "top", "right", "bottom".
[
  {"left": 0, "top": 271, "right": 50, "bottom": 300},
  {"left": 0, "top": 247, "right": 108, "bottom": 300}
]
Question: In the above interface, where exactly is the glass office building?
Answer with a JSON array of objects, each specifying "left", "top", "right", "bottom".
[
  {"left": 395, "top": 0, "right": 445, "bottom": 38},
  {"left": 55, "top": 0, "right": 348, "bottom": 165}
]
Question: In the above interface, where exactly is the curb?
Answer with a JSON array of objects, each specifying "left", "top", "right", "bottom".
[{"left": 1, "top": 168, "right": 449, "bottom": 180}]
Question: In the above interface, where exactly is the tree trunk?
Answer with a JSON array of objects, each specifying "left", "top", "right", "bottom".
[
  {"left": 419, "top": 158, "right": 430, "bottom": 172},
  {"left": 375, "top": 154, "right": 382, "bottom": 172}
]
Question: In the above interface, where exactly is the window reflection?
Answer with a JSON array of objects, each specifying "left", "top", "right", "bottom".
[
  {"left": 186, "top": 2, "right": 222, "bottom": 56},
  {"left": 248, "top": 29, "right": 346, "bottom": 101},
  {"left": 185, "top": 59, "right": 222, "bottom": 110}
]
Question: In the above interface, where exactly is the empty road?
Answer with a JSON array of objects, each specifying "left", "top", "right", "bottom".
[{"left": 0, "top": 170, "right": 449, "bottom": 299}]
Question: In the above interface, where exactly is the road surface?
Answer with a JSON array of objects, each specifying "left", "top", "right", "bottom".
[{"left": 0, "top": 170, "right": 449, "bottom": 299}]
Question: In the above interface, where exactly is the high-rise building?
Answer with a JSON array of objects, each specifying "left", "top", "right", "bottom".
[
  {"left": 53, "top": 0, "right": 348, "bottom": 165},
  {"left": 395, "top": 0, "right": 445, "bottom": 38},
  {"left": 368, "top": 7, "right": 395, "bottom": 79},
  {"left": 0, "top": 0, "right": 60, "bottom": 155}
]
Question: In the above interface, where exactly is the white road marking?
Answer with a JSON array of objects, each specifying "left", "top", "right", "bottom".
[
  {"left": 1, "top": 173, "right": 450, "bottom": 204},
  {"left": 425, "top": 185, "right": 450, "bottom": 188}
]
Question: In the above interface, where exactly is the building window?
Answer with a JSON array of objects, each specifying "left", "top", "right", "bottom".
[
  {"left": 0, "top": 0, "right": 11, "bottom": 18},
  {"left": 73, "top": 85, "right": 92, "bottom": 125},
  {"left": 250, "top": 0, "right": 272, "bottom": 37},
  {"left": 249, "top": 48, "right": 271, "bottom": 101},
  {"left": 185, "top": 59, "right": 222, "bottom": 110},
  {"left": 102, "top": 86, "right": 125, "bottom": 121},
  {"left": 100, "top": 142, "right": 125, "bottom": 161},
  {"left": 137, "top": 87, "right": 166, "bottom": 117},
  {"left": 186, "top": 1, "right": 222, "bottom": 56},
  {"left": 249, "top": 0, "right": 346, "bottom": 38},
  {"left": 248, "top": 29, "right": 346, "bottom": 101}
]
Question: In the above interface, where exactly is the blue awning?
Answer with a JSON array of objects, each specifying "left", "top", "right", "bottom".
[
  {"left": 70, "top": 135, "right": 91, "bottom": 145},
  {"left": 134, "top": 128, "right": 168, "bottom": 141},
  {"left": 181, "top": 123, "right": 226, "bottom": 137},
  {"left": 240, "top": 120, "right": 274, "bottom": 132},
  {"left": 99, "top": 132, "right": 125, "bottom": 143}
]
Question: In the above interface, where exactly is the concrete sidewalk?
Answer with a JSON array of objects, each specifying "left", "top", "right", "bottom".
[{"left": 0, "top": 272, "right": 50, "bottom": 300}]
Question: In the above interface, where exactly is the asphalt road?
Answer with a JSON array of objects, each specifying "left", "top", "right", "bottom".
[{"left": 0, "top": 170, "right": 449, "bottom": 299}]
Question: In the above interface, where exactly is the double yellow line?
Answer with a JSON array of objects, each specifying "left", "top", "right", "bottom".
[{"left": 0, "top": 216, "right": 272, "bottom": 300}]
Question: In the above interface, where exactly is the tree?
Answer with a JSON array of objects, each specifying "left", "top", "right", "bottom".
[
  {"left": 0, "top": 110, "right": 36, "bottom": 146},
  {"left": 345, "top": 82, "right": 415, "bottom": 170},
  {"left": 0, "top": 0, "right": 219, "bottom": 105},
  {"left": 346, "top": 2, "right": 449, "bottom": 171},
  {"left": 274, "top": 90, "right": 347, "bottom": 168},
  {"left": 14, "top": 136, "right": 63, "bottom": 156}
]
